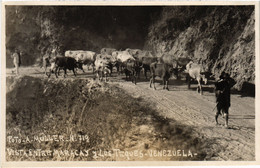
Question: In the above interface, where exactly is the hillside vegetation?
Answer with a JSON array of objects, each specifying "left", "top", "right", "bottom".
[{"left": 6, "top": 6, "right": 255, "bottom": 90}]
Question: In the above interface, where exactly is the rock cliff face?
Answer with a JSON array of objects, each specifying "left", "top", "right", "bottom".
[{"left": 145, "top": 6, "right": 255, "bottom": 90}]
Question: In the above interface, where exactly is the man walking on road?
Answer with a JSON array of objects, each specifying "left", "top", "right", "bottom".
[{"left": 214, "top": 72, "right": 235, "bottom": 128}]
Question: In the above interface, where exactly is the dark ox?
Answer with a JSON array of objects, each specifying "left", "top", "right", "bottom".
[
  {"left": 149, "top": 62, "right": 176, "bottom": 90},
  {"left": 48, "top": 56, "right": 78, "bottom": 78},
  {"left": 214, "top": 72, "right": 236, "bottom": 128},
  {"left": 186, "top": 61, "right": 208, "bottom": 95},
  {"left": 140, "top": 57, "right": 158, "bottom": 79},
  {"left": 123, "top": 59, "right": 142, "bottom": 85},
  {"left": 112, "top": 50, "right": 135, "bottom": 74}
]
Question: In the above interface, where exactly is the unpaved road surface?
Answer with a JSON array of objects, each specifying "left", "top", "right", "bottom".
[{"left": 6, "top": 67, "right": 255, "bottom": 161}]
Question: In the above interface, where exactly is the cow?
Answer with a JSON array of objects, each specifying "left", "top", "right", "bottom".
[
  {"left": 176, "top": 57, "right": 192, "bottom": 72},
  {"left": 149, "top": 62, "right": 177, "bottom": 90},
  {"left": 112, "top": 50, "right": 135, "bottom": 74},
  {"left": 96, "top": 53, "right": 117, "bottom": 75},
  {"left": 123, "top": 59, "right": 142, "bottom": 85},
  {"left": 65, "top": 50, "right": 96, "bottom": 73},
  {"left": 100, "top": 48, "right": 116, "bottom": 55},
  {"left": 42, "top": 54, "right": 57, "bottom": 76},
  {"left": 95, "top": 58, "right": 111, "bottom": 82},
  {"left": 75, "top": 51, "right": 96, "bottom": 72},
  {"left": 48, "top": 56, "right": 78, "bottom": 78},
  {"left": 125, "top": 48, "right": 142, "bottom": 58},
  {"left": 214, "top": 72, "right": 236, "bottom": 128},
  {"left": 65, "top": 50, "right": 84, "bottom": 58},
  {"left": 185, "top": 61, "right": 208, "bottom": 95},
  {"left": 161, "top": 54, "right": 192, "bottom": 79},
  {"left": 140, "top": 56, "right": 158, "bottom": 79}
]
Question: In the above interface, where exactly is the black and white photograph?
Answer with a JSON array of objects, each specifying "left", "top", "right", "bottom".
[{"left": 1, "top": 1, "right": 259, "bottom": 165}]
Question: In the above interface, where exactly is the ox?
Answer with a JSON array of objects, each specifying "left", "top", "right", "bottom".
[
  {"left": 65, "top": 50, "right": 84, "bottom": 57},
  {"left": 76, "top": 51, "right": 96, "bottom": 72},
  {"left": 97, "top": 54, "right": 117, "bottom": 75},
  {"left": 185, "top": 61, "right": 208, "bottom": 95},
  {"left": 48, "top": 56, "right": 78, "bottom": 78},
  {"left": 123, "top": 59, "right": 142, "bottom": 85},
  {"left": 100, "top": 48, "right": 116, "bottom": 55},
  {"left": 140, "top": 57, "right": 158, "bottom": 79},
  {"left": 150, "top": 62, "right": 176, "bottom": 91},
  {"left": 95, "top": 58, "right": 111, "bottom": 82},
  {"left": 214, "top": 72, "right": 236, "bottom": 128},
  {"left": 125, "top": 48, "right": 142, "bottom": 58},
  {"left": 112, "top": 50, "right": 135, "bottom": 74},
  {"left": 161, "top": 54, "right": 192, "bottom": 79},
  {"left": 65, "top": 50, "right": 96, "bottom": 73}
]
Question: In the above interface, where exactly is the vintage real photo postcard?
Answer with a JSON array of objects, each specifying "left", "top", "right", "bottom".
[{"left": 1, "top": 1, "right": 259, "bottom": 167}]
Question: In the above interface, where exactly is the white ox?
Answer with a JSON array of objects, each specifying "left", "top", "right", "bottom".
[
  {"left": 112, "top": 50, "right": 135, "bottom": 63},
  {"left": 111, "top": 50, "right": 135, "bottom": 74},
  {"left": 185, "top": 61, "right": 208, "bottom": 95},
  {"left": 125, "top": 48, "right": 153, "bottom": 61},
  {"left": 100, "top": 48, "right": 117, "bottom": 55},
  {"left": 65, "top": 50, "right": 84, "bottom": 58}
]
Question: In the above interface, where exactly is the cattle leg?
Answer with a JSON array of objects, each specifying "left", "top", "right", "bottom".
[
  {"left": 132, "top": 72, "right": 137, "bottom": 85},
  {"left": 215, "top": 111, "right": 219, "bottom": 125},
  {"left": 150, "top": 76, "right": 156, "bottom": 89},
  {"left": 149, "top": 77, "right": 153, "bottom": 88},
  {"left": 72, "top": 68, "right": 76, "bottom": 77},
  {"left": 134, "top": 72, "right": 137, "bottom": 85},
  {"left": 149, "top": 76, "right": 156, "bottom": 90},
  {"left": 166, "top": 80, "right": 169, "bottom": 91},
  {"left": 163, "top": 79, "right": 166, "bottom": 90},
  {"left": 197, "top": 79, "right": 203, "bottom": 95},
  {"left": 54, "top": 67, "right": 59, "bottom": 78},
  {"left": 144, "top": 69, "right": 148, "bottom": 79},
  {"left": 57, "top": 67, "right": 61, "bottom": 76},
  {"left": 96, "top": 71, "right": 99, "bottom": 81},
  {"left": 63, "top": 68, "right": 67, "bottom": 78},
  {"left": 153, "top": 78, "right": 156, "bottom": 90},
  {"left": 187, "top": 75, "right": 191, "bottom": 89},
  {"left": 47, "top": 69, "right": 51, "bottom": 78},
  {"left": 92, "top": 63, "right": 95, "bottom": 74}
]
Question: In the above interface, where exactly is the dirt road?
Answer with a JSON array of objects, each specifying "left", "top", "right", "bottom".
[
  {"left": 111, "top": 77, "right": 255, "bottom": 161},
  {"left": 6, "top": 67, "right": 255, "bottom": 160}
]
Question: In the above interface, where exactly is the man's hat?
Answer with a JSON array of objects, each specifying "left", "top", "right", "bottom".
[{"left": 220, "top": 72, "right": 230, "bottom": 79}]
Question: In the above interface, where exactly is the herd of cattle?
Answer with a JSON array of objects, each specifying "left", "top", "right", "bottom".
[
  {"left": 42, "top": 47, "right": 237, "bottom": 127},
  {"left": 43, "top": 48, "right": 212, "bottom": 94}
]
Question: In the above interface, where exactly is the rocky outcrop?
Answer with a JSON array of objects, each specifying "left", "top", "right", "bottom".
[{"left": 145, "top": 6, "right": 255, "bottom": 90}]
